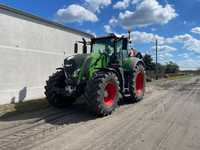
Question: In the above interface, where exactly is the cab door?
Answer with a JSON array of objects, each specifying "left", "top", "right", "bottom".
[
  {"left": 115, "top": 39, "right": 128, "bottom": 65},
  {"left": 118, "top": 39, "right": 130, "bottom": 71}
]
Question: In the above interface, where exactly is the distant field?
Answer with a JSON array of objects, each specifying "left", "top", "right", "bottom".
[{"left": 167, "top": 74, "right": 193, "bottom": 80}]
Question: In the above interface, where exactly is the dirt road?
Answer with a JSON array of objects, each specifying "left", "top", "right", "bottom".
[{"left": 0, "top": 76, "right": 200, "bottom": 150}]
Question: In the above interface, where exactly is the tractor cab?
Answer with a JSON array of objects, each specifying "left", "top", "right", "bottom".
[{"left": 90, "top": 34, "right": 129, "bottom": 66}]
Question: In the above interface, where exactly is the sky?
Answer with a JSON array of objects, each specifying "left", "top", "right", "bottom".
[{"left": 0, "top": 0, "right": 200, "bottom": 70}]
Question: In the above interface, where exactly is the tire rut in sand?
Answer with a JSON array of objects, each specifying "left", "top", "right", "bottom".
[{"left": 0, "top": 109, "right": 78, "bottom": 150}]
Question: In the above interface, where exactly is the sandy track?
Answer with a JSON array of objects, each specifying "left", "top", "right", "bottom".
[{"left": 0, "top": 77, "right": 200, "bottom": 150}]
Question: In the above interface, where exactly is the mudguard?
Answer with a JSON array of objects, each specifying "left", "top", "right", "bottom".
[{"left": 130, "top": 57, "right": 145, "bottom": 69}]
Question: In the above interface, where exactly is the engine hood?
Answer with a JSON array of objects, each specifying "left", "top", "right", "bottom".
[
  {"left": 64, "top": 54, "right": 89, "bottom": 69},
  {"left": 64, "top": 53, "right": 104, "bottom": 80},
  {"left": 64, "top": 54, "right": 92, "bottom": 79}
]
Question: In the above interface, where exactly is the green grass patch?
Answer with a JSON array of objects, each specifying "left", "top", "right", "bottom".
[
  {"left": 168, "top": 75, "right": 193, "bottom": 81},
  {"left": 0, "top": 99, "right": 49, "bottom": 117}
]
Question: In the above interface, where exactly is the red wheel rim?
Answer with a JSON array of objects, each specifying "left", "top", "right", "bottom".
[
  {"left": 135, "top": 72, "right": 144, "bottom": 97},
  {"left": 104, "top": 82, "right": 117, "bottom": 107}
]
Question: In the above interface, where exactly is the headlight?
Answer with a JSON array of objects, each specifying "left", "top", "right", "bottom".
[{"left": 65, "top": 64, "right": 73, "bottom": 67}]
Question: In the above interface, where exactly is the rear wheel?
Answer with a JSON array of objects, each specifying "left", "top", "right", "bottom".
[
  {"left": 45, "top": 70, "right": 75, "bottom": 108},
  {"left": 84, "top": 72, "right": 120, "bottom": 116},
  {"left": 129, "top": 64, "right": 145, "bottom": 102}
]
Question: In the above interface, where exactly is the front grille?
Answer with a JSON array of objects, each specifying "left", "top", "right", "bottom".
[
  {"left": 64, "top": 59, "right": 77, "bottom": 76},
  {"left": 65, "top": 65, "right": 75, "bottom": 76},
  {"left": 64, "top": 61, "right": 78, "bottom": 86}
]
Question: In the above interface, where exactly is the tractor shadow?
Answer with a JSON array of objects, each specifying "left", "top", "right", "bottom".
[
  {"left": 119, "top": 97, "right": 138, "bottom": 106},
  {"left": 0, "top": 98, "right": 96, "bottom": 129},
  {"left": 0, "top": 97, "right": 137, "bottom": 129}
]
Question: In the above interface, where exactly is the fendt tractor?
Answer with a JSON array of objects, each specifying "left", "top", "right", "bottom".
[{"left": 45, "top": 33, "right": 145, "bottom": 116}]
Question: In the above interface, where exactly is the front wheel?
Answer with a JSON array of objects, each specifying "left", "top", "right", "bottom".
[
  {"left": 44, "top": 70, "right": 76, "bottom": 108},
  {"left": 129, "top": 64, "right": 145, "bottom": 102},
  {"left": 84, "top": 72, "right": 120, "bottom": 116}
]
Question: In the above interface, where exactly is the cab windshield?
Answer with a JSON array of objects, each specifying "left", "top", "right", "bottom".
[{"left": 91, "top": 38, "right": 115, "bottom": 55}]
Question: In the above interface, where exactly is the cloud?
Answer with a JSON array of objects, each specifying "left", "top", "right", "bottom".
[
  {"left": 178, "top": 53, "right": 190, "bottom": 59},
  {"left": 113, "top": 0, "right": 142, "bottom": 9},
  {"left": 56, "top": 0, "right": 112, "bottom": 23},
  {"left": 150, "top": 45, "right": 176, "bottom": 63},
  {"left": 129, "top": 30, "right": 200, "bottom": 68},
  {"left": 183, "top": 38, "right": 200, "bottom": 53},
  {"left": 118, "top": 0, "right": 177, "bottom": 29},
  {"left": 125, "top": 30, "right": 200, "bottom": 69},
  {"left": 130, "top": 31, "right": 176, "bottom": 64},
  {"left": 113, "top": 0, "right": 131, "bottom": 9},
  {"left": 104, "top": 25, "right": 113, "bottom": 33},
  {"left": 84, "top": 0, "right": 112, "bottom": 13},
  {"left": 152, "top": 45, "right": 177, "bottom": 52},
  {"left": 158, "top": 53, "right": 173, "bottom": 63},
  {"left": 131, "top": 31, "right": 165, "bottom": 44},
  {"left": 108, "top": 17, "right": 119, "bottom": 27},
  {"left": 56, "top": 4, "right": 98, "bottom": 23},
  {"left": 167, "top": 34, "right": 200, "bottom": 54},
  {"left": 104, "top": 17, "right": 119, "bottom": 33},
  {"left": 131, "top": 0, "right": 142, "bottom": 4},
  {"left": 115, "top": 30, "right": 200, "bottom": 69},
  {"left": 86, "top": 29, "right": 96, "bottom": 37},
  {"left": 191, "top": 27, "right": 200, "bottom": 34},
  {"left": 130, "top": 31, "right": 200, "bottom": 54}
]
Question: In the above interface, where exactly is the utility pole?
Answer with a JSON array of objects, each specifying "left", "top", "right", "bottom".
[{"left": 155, "top": 39, "right": 158, "bottom": 80}]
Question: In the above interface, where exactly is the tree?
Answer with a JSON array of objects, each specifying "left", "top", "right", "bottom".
[
  {"left": 196, "top": 68, "right": 200, "bottom": 75},
  {"left": 165, "top": 61, "right": 179, "bottom": 74},
  {"left": 157, "top": 63, "right": 166, "bottom": 74},
  {"left": 143, "top": 54, "right": 155, "bottom": 71}
]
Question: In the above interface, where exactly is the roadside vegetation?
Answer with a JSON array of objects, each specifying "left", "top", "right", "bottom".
[{"left": 142, "top": 54, "right": 197, "bottom": 80}]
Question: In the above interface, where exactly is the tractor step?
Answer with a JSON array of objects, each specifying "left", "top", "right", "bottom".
[{"left": 123, "top": 88, "right": 131, "bottom": 97}]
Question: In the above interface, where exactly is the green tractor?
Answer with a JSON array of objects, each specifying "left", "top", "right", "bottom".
[{"left": 45, "top": 33, "right": 145, "bottom": 116}]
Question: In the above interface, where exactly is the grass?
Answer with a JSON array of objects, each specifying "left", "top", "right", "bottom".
[
  {"left": 167, "top": 74, "right": 193, "bottom": 81},
  {"left": 0, "top": 99, "right": 49, "bottom": 116}
]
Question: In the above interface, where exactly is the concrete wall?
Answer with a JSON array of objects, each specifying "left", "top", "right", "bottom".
[{"left": 0, "top": 6, "right": 92, "bottom": 105}]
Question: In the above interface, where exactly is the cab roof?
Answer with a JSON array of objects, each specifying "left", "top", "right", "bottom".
[{"left": 91, "top": 33, "right": 127, "bottom": 41}]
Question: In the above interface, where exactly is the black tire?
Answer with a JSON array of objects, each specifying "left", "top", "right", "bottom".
[
  {"left": 84, "top": 72, "right": 120, "bottom": 116},
  {"left": 44, "top": 70, "right": 75, "bottom": 108},
  {"left": 129, "top": 64, "right": 145, "bottom": 102}
]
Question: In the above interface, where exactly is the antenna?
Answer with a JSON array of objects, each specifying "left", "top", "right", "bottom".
[
  {"left": 128, "top": 30, "right": 132, "bottom": 49},
  {"left": 128, "top": 30, "right": 131, "bottom": 42}
]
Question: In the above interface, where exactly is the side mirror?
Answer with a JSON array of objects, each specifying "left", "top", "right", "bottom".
[
  {"left": 83, "top": 45, "right": 87, "bottom": 54},
  {"left": 122, "top": 39, "right": 128, "bottom": 50},
  {"left": 82, "top": 38, "right": 87, "bottom": 54},
  {"left": 74, "top": 43, "right": 78, "bottom": 53}
]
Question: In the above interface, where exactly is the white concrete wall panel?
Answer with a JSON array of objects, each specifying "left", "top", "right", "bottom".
[{"left": 0, "top": 7, "right": 91, "bottom": 104}]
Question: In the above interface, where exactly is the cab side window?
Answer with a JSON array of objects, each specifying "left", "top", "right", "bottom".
[
  {"left": 116, "top": 39, "right": 129, "bottom": 61},
  {"left": 121, "top": 39, "right": 129, "bottom": 59}
]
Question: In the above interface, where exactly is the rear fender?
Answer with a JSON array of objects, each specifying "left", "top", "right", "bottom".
[{"left": 131, "top": 57, "right": 144, "bottom": 69}]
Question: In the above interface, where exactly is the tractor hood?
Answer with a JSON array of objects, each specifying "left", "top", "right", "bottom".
[
  {"left": 64, "top": 54, "right": 90, "bottom": 76},
  {"left": 64, "top": 53, "right": 104, "bottom": 80},
  {"left": 64, "top": 54, "right": 89, "bottom": 69}
]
